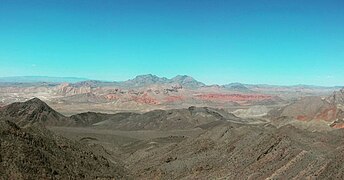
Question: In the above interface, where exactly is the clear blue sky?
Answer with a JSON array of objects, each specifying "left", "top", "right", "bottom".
[{"left": 0, "top": 0, "right": 343, "bottom": 86}]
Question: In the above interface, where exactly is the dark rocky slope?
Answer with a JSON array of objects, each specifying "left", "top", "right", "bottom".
[
  {"left": 94, "top": 106, "right": 241, "bottom": 130},
  {"left": 126, "top": 122, "right": 344, "bottom": 179},
  {"left": 0, "top": 120, "right": 130, "bottom": 179},
  {"left": 0, "top": 98, "right": 71, "bottom": 127}
]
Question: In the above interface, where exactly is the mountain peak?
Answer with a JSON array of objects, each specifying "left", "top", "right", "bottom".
[
  {"left": 172, "top": 75, "right": 195, "bottom": 81},
  {"left": 125, "top": 74, "right": 169, "bottom": 87},
  {"left": 135, "top": 74, "right": 158, "bottom": 78},
  {"left": 222, "top": 83, "right": 251, "bottom": 92},
  {"left": 23, "top": 98, "right": 55, "bottom": 112},
  {"left": 119, "top": 74, "right": 205, "bottom": 88},
  {"left": 0, "top": 98, "right": 68, "bottom": 126},
  {"left": 133, "top": 74, "right": 164, "bottom": 81},
  {"left": 172, "top": 75, "right": 205, "bottom": 88},
  {"left": 26, "top": 97, "right": 46, "bottom": 104}
]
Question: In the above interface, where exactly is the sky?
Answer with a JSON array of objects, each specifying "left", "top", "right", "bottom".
[{"left": 0, "top": 0, "right": 343, "bottom": 86}]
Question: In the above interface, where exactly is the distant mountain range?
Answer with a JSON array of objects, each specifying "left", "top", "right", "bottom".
[
  {"left": 0, "top": 75, "right": 342, "bottom": 88},
  {"left": 121, "top": 74, "right": 205, "bottom": 88},
  {"left": 0, "top": 76, "right": 89, "bottom": 83}
]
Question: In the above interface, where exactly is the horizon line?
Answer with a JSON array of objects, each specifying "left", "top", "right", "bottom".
[{"left": 0, "top": 74, "right": 343, "bottom": 88}]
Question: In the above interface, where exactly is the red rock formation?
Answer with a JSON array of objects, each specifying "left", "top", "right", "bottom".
[
  {"left": 133, "top": 93, "right": 160, "bottom": 105},
  {"left": 314, "top": 107, "right": 338, "bottom": 122},
  {"left": 295, "top": 107, "right": 338, "bottom": 122},
  {"left": 332, "top": 123, "right": 344, "bottom": 129},
  {"left": 296, "top": 115, "right": 308, "bottom": 121},
  {"left": 164, "top": 96, "right": 184, "bottom": 103},
  {"left": 195, "top": 93, "right": 272, "bottom": 102},
  {"left": 105, "top": 94, "right": 120, "bottom": 100}
]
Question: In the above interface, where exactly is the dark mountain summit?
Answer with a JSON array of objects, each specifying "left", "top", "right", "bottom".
[
  {"left": 0, "top": 98, "right": 69, "bottom": 126},
  {"left": 0, "top": 98, "right": 131, "bottom": 179}
]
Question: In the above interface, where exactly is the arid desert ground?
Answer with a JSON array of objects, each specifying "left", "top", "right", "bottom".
[{"left": 1, "top": 75, "right": 344, "bottom": 179}]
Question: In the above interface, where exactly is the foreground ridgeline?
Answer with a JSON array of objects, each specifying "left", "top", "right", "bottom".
[
  {"left": 0, "top": 121, "right": 129, "bottom": 179},
  {"left": 1, "top": 97, "right": 344, "bottom": 179}
]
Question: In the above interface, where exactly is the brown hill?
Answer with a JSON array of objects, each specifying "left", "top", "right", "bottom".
[
  {"left": 268, "top": 96, "right": 339, "bottom": 122},
  {"left": 330, "top": 110, "right": 344, "bottom": 129},
  {"left": 94, "top": 106, "right": 240, "bottom": 130},
  {"left": 327, "top": 88, "right": 344, "bottom": 105},
  {"left": 0, "top": 98, "right": 71, "bottom": 127},
  {"left": 3, "top": 98, "right": 344, "bottom": 179},
  {"left": 70, "top": 111, "right": 120, "bottom": 126},
  {"left": 126, "top": 122, "right": 344, "bottom": 179},
  {"left": 0, "top": 120, "right": 129, "bottom": 179},
  {"left": 58, "top": 92, "right": 108, "bottom": 103}
]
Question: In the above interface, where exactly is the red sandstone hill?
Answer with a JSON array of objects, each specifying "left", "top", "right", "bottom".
[
  {"left": 268, "top": 96, "right": 340, "bottom": 121},
  {"left": 268, "top": 88, "right": 344, "bottom": 129},
  {"left": 194, "top": 93, "right": 276, "bottom": 105}
]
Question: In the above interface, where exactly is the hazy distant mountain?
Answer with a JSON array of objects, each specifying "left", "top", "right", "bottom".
[
  {"left": 0, "top": 75, "right": 341, "bottom": 89},
  {"left": 222, "top": 83, "right": 251, "bottom": 92},
  {"left": 0, "top": 76, "right": 88, "bottom": 83},
  {"left": 122, "top": 74, "right": 170, "bottom": 87},
  {"left": 245, "top": 83, "right": 341, "bottom": 90},
  {"left": 121, "top": 74, "right": 205, "bottom": 88},
  {"left": 171, "top": 75, "right": 205, "bottom": 88}
]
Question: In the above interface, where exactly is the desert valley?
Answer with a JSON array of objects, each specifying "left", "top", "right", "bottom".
[
  {"left": 1, "top": 75, "right": 344, "bottom": 179},
  {"left": 1, "top": 0, "right": 344, "bottom": 179}
]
